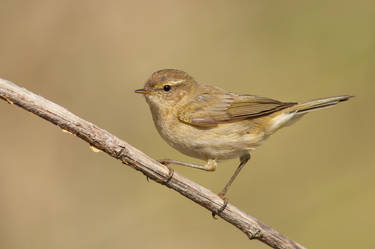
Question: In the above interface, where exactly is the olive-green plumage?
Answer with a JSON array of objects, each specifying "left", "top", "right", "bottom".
[{"left": 135, "top": 69, "right": 352, "bottom": 198}]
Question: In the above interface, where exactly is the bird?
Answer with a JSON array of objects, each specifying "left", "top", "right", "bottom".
[{"left": 135, "top": 69, "right": 352, "bottom": 208}]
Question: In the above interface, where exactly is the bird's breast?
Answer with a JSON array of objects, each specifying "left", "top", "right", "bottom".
[{"left": 150, "top": 107, "right": 266, "bottom": 161}]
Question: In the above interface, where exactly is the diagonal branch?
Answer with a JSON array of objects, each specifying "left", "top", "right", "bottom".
[{"left": 0, "top": 78, "right": 306, "bottom": 249}]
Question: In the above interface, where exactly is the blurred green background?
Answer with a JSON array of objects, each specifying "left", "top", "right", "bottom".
[{"left": 0, "top": 1, "right": 374, "bottom": 248}]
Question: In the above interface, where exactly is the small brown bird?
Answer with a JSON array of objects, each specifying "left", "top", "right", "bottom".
[{"left": 135, "top": 69, "right": 352, "bottom": 203}]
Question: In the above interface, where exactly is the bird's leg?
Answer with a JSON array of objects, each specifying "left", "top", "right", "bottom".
[
  {"left": 212, "top": 153, "right": 250, "bottom": 218},
  {"left": 158, "top": 159, "right": 217, "bottom": 171},
  {"left": 218, "top": 153, "right": 251, "bottom": 198},
  {"left": 159, "top": 157, "right": 251, "bottom": 219}
]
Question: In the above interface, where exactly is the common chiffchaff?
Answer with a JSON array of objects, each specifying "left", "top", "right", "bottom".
[{"left": 135, "top": 69, "right": 352, "bottom": 201}]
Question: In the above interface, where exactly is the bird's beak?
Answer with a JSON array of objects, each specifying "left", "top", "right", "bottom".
[{"left": 135, "top": 88, "right": 152, "bottom": 95}]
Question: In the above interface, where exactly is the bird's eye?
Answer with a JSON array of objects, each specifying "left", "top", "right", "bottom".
[{"left": 163, "top": 85, "right": 171, "bottom": 92}]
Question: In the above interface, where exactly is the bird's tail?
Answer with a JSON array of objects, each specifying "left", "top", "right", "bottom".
[
  {"left": 288, "top": 95, "right": 353, "bottom": 114},
  {"left": 266, "top": 95, "right": 353, "bottom": 133}
]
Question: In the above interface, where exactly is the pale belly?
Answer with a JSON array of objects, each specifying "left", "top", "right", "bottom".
[{"left": 154, "top": 117, "right": 266, "bottom": 161}]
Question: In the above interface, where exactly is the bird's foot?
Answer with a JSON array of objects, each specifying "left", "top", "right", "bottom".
[
  {"left": 158, "top": 159, "right": 172, "bottom": 165},
  {"left": 163, "top": 166, "right": 174, "bottom": 185},
  {"left": 157, "top": 159, "right": 174, "bottom": 184},
  {"left": 212, "top": 195, "right": 228, "bottom": 219}
]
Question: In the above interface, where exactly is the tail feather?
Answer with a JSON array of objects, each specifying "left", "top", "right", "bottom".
[
  {"left": 267, "top": 95, "right": 353, "bottom": 133},
  {"left": 291, "top": 95, "right": 353, "bottom": 114}
]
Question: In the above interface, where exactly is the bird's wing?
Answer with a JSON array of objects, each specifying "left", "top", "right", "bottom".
[{"left": 178, "top": 85, "right": 296, "bottom": 127}]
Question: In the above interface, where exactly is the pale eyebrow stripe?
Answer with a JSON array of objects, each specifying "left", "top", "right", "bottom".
[
  {"left": 170, "top": 79, "right": 185, "bottom": 84},
  {"left": 156, "top": 80, "right": 184, "bottom": 89}
]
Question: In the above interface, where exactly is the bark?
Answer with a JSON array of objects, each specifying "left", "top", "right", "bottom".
[{"left": 0, "top": 78, "right": 306, "bottom": 249}]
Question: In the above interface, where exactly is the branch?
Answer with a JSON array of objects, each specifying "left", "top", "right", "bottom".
[{"left": 0, "top": 78, "right": 306, "bottom": 249}]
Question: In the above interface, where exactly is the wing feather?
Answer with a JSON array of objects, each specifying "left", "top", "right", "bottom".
[{"left": 178, "top": 85, "right": 296, "bottom": 127}]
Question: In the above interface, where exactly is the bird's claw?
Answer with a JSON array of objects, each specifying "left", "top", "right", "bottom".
[
  {"left": 212, "top": 196, "right": 228, "bottom": 219},
  {"left": 164, "top": 166, "right": 174, "bottom": 185},
  {"left": 158, "top": 159, "right": 171, "bottom": 165}
]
